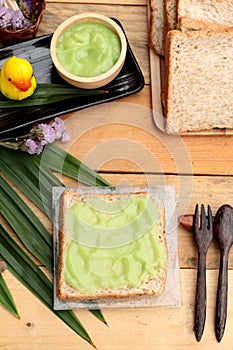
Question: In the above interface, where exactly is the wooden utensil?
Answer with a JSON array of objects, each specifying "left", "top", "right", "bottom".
[
  {"left": 214, "top": 204, "right": 233, "bottom": 342},
  {"left": 193, "top": 204, "right": 213, "bottom": 342}
]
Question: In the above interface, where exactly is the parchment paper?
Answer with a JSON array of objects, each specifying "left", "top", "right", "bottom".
[{"left": 52, "top": 185, "right": 182, "bottom": 310}]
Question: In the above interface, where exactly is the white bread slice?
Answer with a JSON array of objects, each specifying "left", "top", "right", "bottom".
[
  {"left": 163, "top": 0, "right": 233, "bottom": 55},
  {"left": 165, "top": 29, "right": 233, "bottom": 133},
  {"left": 149, "top": 0, "right": 165, "bottom": 56},
  {"left": 162, "top": 17, "right": 231, "bottom": 112},
  {"left": 57, "top": 190, "right": 167, "bottom": 300},
  {"left": 177, "top": 0, "right": 233, "bottom": 26}
]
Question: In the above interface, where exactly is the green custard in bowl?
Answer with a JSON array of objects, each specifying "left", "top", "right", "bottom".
[{"left": 56, "top": 22, "right": 121, "bottom": 78}]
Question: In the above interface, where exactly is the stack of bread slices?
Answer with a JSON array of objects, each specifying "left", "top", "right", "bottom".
[{"left": 149, "top": 0, "right": 233, "bottom": 133}]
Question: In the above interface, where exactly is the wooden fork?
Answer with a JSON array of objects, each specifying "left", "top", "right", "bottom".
[{"left": 193, "top": 204, "right": 213, "bottom": 342}]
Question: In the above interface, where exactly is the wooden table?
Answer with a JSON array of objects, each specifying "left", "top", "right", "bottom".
[{"left": 2, "top": 0, "right": 233, "bottom": 349}]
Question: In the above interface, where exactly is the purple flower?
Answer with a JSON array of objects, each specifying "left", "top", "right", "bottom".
[
  {"left": 0, "top": 0, "right": 31, "bottom": 30},
  {"left": 61, "top": 130, "right": 70, "bottom": 143},
  {"left": 35, "top": 141, "right": 44, "bottom": 155},
  {"left": 0, "top": 117, "right": 70, "bottom": 154},
  {"left": 22, "top": 139, "right": 44, "bottom": 155},
  {"left": 3, "top": 117, "right": 70, "bottom": 155},
  {"left": 37, "top": 123, "right": 56, "bottom": 144},
  {"left": 24, "top": 138, "right": 38, "bottom": 154},
  {"left": 22, "top": 139, "right": 38, "bottom": 154},
  {"left": 51, "top": 117, "right": 66, "bottom": 139}
]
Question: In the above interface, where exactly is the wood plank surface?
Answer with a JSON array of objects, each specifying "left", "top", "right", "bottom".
[
  {"left": 1, "top": 172, "right": 233, "bottom": 349},
  {"left": 1, "top": 1, "right": 233, "bottom": 349},
  {"left": 1, "top": 268, "right": 229, "bottom": 350},
  {"left": 59, "top": 102, "right": 233, "bottom": 176}
]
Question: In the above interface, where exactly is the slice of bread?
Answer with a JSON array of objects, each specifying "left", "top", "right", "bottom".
[
  {"left": 165, "top": 29, "right": 233, "bottom": 133},
  {"left": 177, "top": 0, "right": 233, "bottom": 26},
  {"left": 164, "top": 0, "right": 177, "bottom": 49},
  {"left": 165, "top": 0, "right": 177, "bottom": 32},
  {"left": 162, "top": 17, "right": 231, "bottom": 111},
  {"left": 178, "top": 16, "right": 232, "bottom": 33},
  {"left": 56, "top": 190, "right": 167, "bottom": 300},
  {"left": 149, "top": 0, "right": 165, "bottom": 56},
  {"left": 149, "top": 0, "right": 177, "bottom": 56},
  {"left": 162, "top": 0, "right": 177, "bottom": 104}
]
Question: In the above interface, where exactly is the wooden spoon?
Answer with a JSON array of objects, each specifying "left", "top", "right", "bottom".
[{"left": 214, "top": 204, "right": 233, "bottom": 342}]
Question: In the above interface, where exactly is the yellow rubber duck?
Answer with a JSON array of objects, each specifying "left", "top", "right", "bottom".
[{"left": 0, "top": 56, "right": 37, "bottom": 101}]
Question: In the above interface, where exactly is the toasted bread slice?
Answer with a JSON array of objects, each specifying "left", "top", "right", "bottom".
[{"left": 56, "top": 190, "right": 168, "bottom": 300}]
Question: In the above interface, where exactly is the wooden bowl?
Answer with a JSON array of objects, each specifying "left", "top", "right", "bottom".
[{"left": 50, "top": 13, "right": 127, "bottom": 89}]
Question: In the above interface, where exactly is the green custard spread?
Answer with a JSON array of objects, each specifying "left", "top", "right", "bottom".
[
  {"left": 63, "top": 195, "right": 167, "bottom": 293},
  {"left": 56, "top": 22, "right": 121, "bottom": 78}
]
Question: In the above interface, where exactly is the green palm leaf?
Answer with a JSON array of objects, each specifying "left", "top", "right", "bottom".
[
  {"left": 0, "top": 272, "right": 19, "bottom": 318},
  {"left": 0, "top": 144, "right": 110, "bottom": 217},
  {"left": 0, "top": 84, "right": 106, "bottom": 107},
  {"left": 0, "top": 144, "right": 109, "bottom": 331},
  {"left": 0, "top": 175, "right": 53, "bottom": 270},
  {"left": 0, "top": 146, "right": 62, "bottom": 216},
  {"left": 0, "top": 175, "right": 106, "bottom": 325},
  {"left": 0, "top": 224, "right": 95, "bottom": 347},
  {"left": 40, "top": 143, "right": 111, "bottom": 187}
]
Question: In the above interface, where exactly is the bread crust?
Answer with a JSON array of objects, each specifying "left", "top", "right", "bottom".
[
  {"left": 178, "top": 16, "right": 233, "bottom": 32},
  {"left": 164, "top": 0, "right": 177, "bottom": 50},
  {"left": 149, "top": 0, "right": 165, "bottom": 56},
  {"left": 56, "top": 190, "right": 167, "bottom": 300}
]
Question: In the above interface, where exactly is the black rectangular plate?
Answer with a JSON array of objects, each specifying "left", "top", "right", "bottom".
[{"left": 0, "top": 20, "right": 144, "bottom": 139}]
